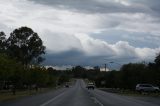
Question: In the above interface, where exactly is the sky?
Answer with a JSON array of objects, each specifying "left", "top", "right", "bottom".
[{"left": 0, "top": 0, "right": 160, "bottom": 69}]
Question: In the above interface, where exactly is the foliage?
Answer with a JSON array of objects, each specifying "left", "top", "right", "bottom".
[
  {"left": 0, "top": 27, "right": 57, "bottom": 92},
  {"left": 0, "top": 54, "right": 23, "bottom": 89},
  {"left": 0, "top": 32, "right": 7, "bottom": 53},
  {"left": 88, "top": 61, "right": 160, "bottom": 89},
  {"left": 1, "top": 26, "right": 160, "bottom": 92},
  {"left": 155, "top": 53, "right": 160, "bottom": 67},
  {"left": 0, "top": 54, "right": 58, "bottom": 90},
  {"left": 70, "top": 54, "right": 160, "bottom": 90},
  {"left": 7, "top": 27, "right": 46, "bottom": 65}
]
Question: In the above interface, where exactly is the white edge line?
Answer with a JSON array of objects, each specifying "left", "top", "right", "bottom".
[
  {"left": 91, "top": 97, "right": 104, "bottom": 106},
  {"left": 40, "top": 91, "right": 66, "bottom": 106}
]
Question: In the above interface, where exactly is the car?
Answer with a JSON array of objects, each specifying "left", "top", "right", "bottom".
[
  {"left": 64, "top": 83, "right": 70, "bottom": 88},
  {"left": 65, "top": 84, "right": 69, "bottom": 88},
  {"left": 86, "top": 82, "right": 95, "bottom": 90},
  {"left": 136, "top": 84, "right": 160, "bottom": 93}
]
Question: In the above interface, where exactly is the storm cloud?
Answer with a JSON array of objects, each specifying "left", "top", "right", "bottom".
[
  {"left": 0, "top": 0, "right": 160, "bottom": 68},
  {"left": 29, "top": 0, "right": 153, "bottom": 14}
]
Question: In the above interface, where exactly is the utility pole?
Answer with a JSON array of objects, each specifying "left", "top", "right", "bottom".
[
  {"left": 105, "top": 64, "right": 107, "bottom": 71},
  {"left": 109, "top": 61, "right": 122, "bottom": 70}
]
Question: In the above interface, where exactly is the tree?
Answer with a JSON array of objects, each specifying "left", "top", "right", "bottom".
[
  {"left": 0, "top": 32, "right": 6, "bottom": 53},
  {"left": 73, "top": 66, "right": 86, "bottom": 78},
  {"left": 7, "top": 27, "right": 46, "bottom": 66},
  {"left": 93, "top": 66, "right": 100, "bottom": 72},
  {"left": 155, "top": 53, "right": 160, "bottom": 67},
  {"left": 119, "top": 63, "right": 148, "bottom": 89},
  {"left": 0, "top": 54, "right": 24, "bottom": 91}
]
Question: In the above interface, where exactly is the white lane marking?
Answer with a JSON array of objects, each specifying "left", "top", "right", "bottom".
[
  {"left": 40, "top": 91, "right": 66, "bottom": 106},
  {"left": 91, "top": 97, "right": 104, "bottom": 106}
]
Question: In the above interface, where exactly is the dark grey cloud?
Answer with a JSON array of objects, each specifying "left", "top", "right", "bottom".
[
  {"left": 1, "top": 0, "right": 160, "bottom": 68},
  {"left": 44, "top": 49, "right": 85, "bottom": 66},
  {"left": 44, "top": 49, "right": 115, "bottom": 67},
  {"left": 43, "top": 48, "right": 154, "bottom": 69},
  {"left": 129, "top": 0, "right": 160, "bottom": 15},
  {"left": 29, "top": 0, "right": 152, "bottom": 14}
]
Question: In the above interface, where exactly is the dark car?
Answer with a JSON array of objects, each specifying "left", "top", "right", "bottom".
[
  {"left": 65, "top": 82, "right": 70, "bottom": 88},
  {"left": 65, "top": 84, "right": 69, "bottom": 88}
]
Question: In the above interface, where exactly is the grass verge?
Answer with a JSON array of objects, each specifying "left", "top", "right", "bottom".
[
  {"left": 0, "top": 88, "right": 55, "bottom": 102},
  {"left": 99, "top": 88, "right": 160, "bottom": 97}
]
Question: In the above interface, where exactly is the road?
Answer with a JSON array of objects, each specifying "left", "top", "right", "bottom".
[{"left": 1, "top": 79, "right": 160, "bottom": 106}]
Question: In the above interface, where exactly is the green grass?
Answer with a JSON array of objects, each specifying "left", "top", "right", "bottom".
[
  {"left": 0, "top": 79, "right": 79, "bottom": 102},
  {"left": 99, "top": 88, "right": 160, "bottom": 97},
  {"left": 118, "top": 90, "right": 160, "bottom": 97},
  {"left": 0, "top": 88, "right": 55, "bottom": 102}
]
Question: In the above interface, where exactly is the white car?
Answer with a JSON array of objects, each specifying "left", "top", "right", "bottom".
[
  {"left": 86, "top": 83, "right": 95, "bottom": 90},
  {"left": 136, "top": 84, "right": 160, "bottom": 92}
]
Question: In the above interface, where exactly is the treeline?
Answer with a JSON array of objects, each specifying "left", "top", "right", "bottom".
[
  {"left": 0, "top": 54, "right": 57, "bottom": 90},
  {"left": 1, "top": 26, "right": 160, "bottom": 92},
  {"left": 0, "top": 27, "right": 69, "bottom": 94},
  {"left": 71, "top": 54, "right": 160, "bottom": 90},
  {"left": 95, "top": 62, "right": 160, "bottom": 89}
]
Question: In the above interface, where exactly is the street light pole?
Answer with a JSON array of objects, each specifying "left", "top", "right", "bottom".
[
  {"left": 109, "top": 61, "right": 122, "bottom": 70},
  {"left": 109, "top": 61, "right": 122, "bottom": 66}
]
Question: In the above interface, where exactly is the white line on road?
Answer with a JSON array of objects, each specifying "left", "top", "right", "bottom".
[
  {"left": 91, "top": 97, "right": 104, "bottom": 106},
  {"left": 40, "top": 91, "right": 66, "bottom": 106}
]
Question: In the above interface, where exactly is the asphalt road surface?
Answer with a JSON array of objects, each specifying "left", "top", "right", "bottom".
[{"left": 1, "top": 79, "right": 160, "bottom": 106}]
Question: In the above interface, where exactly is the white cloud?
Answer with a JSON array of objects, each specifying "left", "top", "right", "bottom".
[
  {"left": 75, "top": 33, "right": 115, "bottom": 56},
  {"left": 0, "top": 0, "right": 101, "bottom": 51},
  {"left": 45, "top": 65, "right": 73, "bottom": 70},
  {"left": 114, "top": 0, "right": 131, "bottom": 6},
  {"left": 75, "top": 34, "right": 160, "bottom": 60},
  {"left": 0, "top": 0, "right": 101, "bottom": 32},
  {"left": 43, "top": 31, "right": 82, "bottom": 53},
  {"left": 96, "top": 13, "right": 160, "bottom": 35},
  {"left": 0, "top": 0, "right": 160, "bottom": 65}
]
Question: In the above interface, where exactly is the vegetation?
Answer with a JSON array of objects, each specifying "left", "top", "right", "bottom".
[
  {"left": 70, "top": 55, "right": 160, "bottom": 90},
  {"left": 0, "top": 26, "right": 160, "bottom": 97},
  {"left": 0, "top": 27, "right": 69, "bottom": 96},
  {"left": 0, "top": 32, "right": 6, "bottom": 53},
  {"left": 40, "top": 56, "right": 160, "bottom": 91},
  {"left": 7, "top": 27, "right": 45, "bottom": 66}
]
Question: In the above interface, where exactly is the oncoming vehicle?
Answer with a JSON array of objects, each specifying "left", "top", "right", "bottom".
[
  {"left": 136, "top": 84, "right": 160, "bottom": 93},
  {"left": 65, "top": 84, "right": 69, "bottom": 88},
  {"left": 86, "top": 82, "right": 95, "bottom": 90},
  {"left": 65, "top": 82, "right": 69, "bottom": 88}
]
